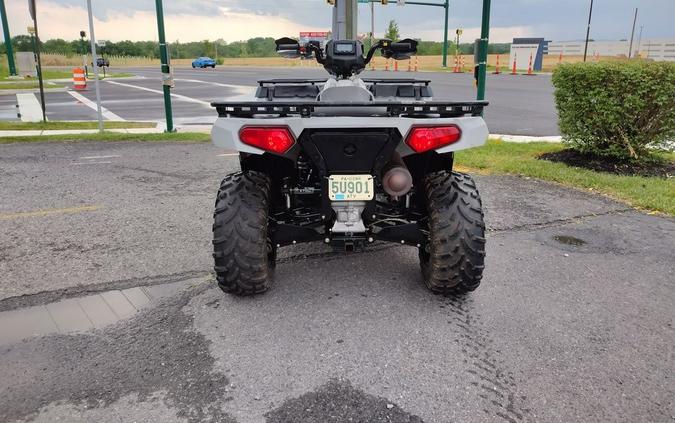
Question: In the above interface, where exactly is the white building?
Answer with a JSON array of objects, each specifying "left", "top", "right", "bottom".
[{"left": 547, "top": 39, "right": 675, "bottom": 61}]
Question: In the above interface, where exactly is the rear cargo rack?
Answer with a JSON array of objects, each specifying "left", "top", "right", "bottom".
[
  {"left": 211, "top": 100, "right": 488, "bottom": 119},
  {"left": 256, "top": 78, "right": 432, "bottom": 86}
]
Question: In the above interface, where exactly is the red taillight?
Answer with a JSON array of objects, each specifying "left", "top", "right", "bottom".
[
  {"left": 405, "top": 125, "right": 462, "bottom": 153},
  {"left": 239, "top": 126, "right": 295, "bottom": 154}
]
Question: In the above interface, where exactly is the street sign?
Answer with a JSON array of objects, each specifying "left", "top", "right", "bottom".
[
  {"left": 27, "top": 26, "right": 35, "bottom": 34},
  {"left": 456, "top": 29, "right": 463, "bottom": 36},
  {"left": 98, "top": 40, "right": 107, "bottom": 47}
]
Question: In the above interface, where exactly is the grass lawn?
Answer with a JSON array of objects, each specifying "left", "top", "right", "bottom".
[
  {"left": 0, "top": 121, "right": 156, "bottom": 130},
  {"left": 455, "top": 140, "right": 675, "bottom": 216},
  {"left": 0, "top": 82, "right": 65, "bottom": 90},
  {"left": 0, "top": 132, "right": 211, "bottom": 144}
]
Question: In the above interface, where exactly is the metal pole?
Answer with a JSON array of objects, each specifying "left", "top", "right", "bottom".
[
  {"left": 0, "top": 0, "right": 17, "bottom": 75},
  {"left": 86, "top": 0, "right": 104, "bottom": 132},
  {"left": 476, "top": 0, "right": 491, "bottom": 102},
  {"left": 583, "top": 0, "right": 594, "bottom": 62},
  {"left": 30, "top": 10, "right": 46, "bottom": 122},
  {"left": 628, "top": 8, "right": 638, "bottom": 58},
  {"left": 154, "top": 0, "right": 174, "bottom": 132},
  {"left": 442, "top": 0, "right": 449, "bottom": 67},
  {"left": 636, "top": 25, "right": 643, "bottom": 58},
  {"left": 370, "top": 1, "right": 375, "bottom": 48}
]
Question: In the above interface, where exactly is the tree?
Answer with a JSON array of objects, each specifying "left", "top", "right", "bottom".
[{"left": 384, "top": 20, "right": 399, "bottom": 41}]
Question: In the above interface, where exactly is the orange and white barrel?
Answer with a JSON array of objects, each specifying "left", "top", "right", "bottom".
[{"left": 72, "top": 67, "right": 87, "bottom": 91}]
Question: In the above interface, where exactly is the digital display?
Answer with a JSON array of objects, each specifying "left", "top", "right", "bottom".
[{"left": 334, "top": 43, "right": 355, "bottom": 54}]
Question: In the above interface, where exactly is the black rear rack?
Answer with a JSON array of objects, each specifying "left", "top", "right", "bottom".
[
  {"left": 212, "top": 100, "right": 487, "bottom": 119},
  {"left": 257, "top": 78, "right": 432, "bottom": 86}
]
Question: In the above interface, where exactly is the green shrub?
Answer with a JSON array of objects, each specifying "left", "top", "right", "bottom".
[
  {"left": 552, "top": 61, "right": 675, "bottom": 161},
  {"left": 216, "top": 58, "right": 224, "bottom": 65}
]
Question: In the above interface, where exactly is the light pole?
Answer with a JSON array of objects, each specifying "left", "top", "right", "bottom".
[
  {"left": 0, "top": 0, "right": 17, "bottom": 76},
  {"left": 583, "top": 0, "right": 594, "bottom": 62},
  {"left": 85, "top": 0, "right": 104, "bottom": 132},
  {"left": 28, "top": 0, "right": 46, "bottom": 122},
  {"left": 154, "top": 0, "right": 174, "bottom": 132},
  {"left": 442, "top": 0, "right": 449, "bottom": 67},
  {"left": 476, "top": 0, "right": 490, "bottom": 102}
]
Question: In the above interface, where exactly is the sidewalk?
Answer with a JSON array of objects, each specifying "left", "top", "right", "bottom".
[
  {"left": 0, "top": 125, "right": 214, "bottom": 137},
  {"left": 0, "top": 126, "right": 563, "bottom": 140}
]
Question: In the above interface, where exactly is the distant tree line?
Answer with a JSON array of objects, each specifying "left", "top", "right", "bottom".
[{"left": 0, "top": 35, "right": 510, "bottom": 58}]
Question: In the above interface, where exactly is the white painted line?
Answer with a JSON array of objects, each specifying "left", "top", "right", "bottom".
[
  {"left": 217, "top": 153, "right": 239, "bottom": 157},
  {"left": 79, "top": 155, "right": 121, "bottom": 160},
  {"left": 16, "top": 93, "right": 44, "bottom": 122},
  {"left": 105, "top": 80, "right": 210, "bottom": 106},
  {"left": 71, "top": 161, "right": 113, "bottom": 165},
  {"left": 68, "top": 90, "right": 125, "bottom": 121},
  {"left": 174, "top": 78, "right": 252, "bottom": 96}
]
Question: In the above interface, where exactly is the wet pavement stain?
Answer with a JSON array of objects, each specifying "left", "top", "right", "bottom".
[
  {"left": 0, "top": 284, "right": 234, "bottom": 423},
  {"left": 441, "top": 295, "right": 530, "bottom": 423},
  {"left": 265, "top": 379, "right": 424, "bottom": 423},
  {"left": 553, "top": 235, "right": 587, "bottom": 246}
]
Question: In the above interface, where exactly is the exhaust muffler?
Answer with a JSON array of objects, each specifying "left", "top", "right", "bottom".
[{"left": 382, "top": 152, "right": 413, "bottom": 198}]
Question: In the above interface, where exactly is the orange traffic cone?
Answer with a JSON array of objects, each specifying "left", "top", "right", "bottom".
[
  {"left": 407, "top": 59, "right": 412, "bottom": 72},
  {"left": 525, "top": 53, "right": 534, "bottom": 76},
  {"left": 558, "top": 52, "right": 563, "bottom": 65},
  {"left": 394, "top": 60, "right": 398, "bottom": 72},
  {"left": 511, "top": 55, "right": 517, "bottom": 75},
  {"left": 385, "top": 59, "right": 390, "bottom": 71},
  {"left": 414, "top": 55, "right": 419, "bottom": 72},
  {"left": 460, "top": 55, "right": 465, "bottom": 72},
  {"left": 493, "top": 54, "right": 501, "bottom": 74},
  {"left": 453, "top": 55, "right": 460, "bottom": 73}
]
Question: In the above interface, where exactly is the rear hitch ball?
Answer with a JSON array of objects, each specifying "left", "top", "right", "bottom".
[{"left": 382, "top": 153, "right": 413, "bottom": 198}]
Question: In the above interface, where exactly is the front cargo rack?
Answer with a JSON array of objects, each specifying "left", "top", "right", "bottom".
[{"left": 211, "top": 100, "right": 488, "bottom": 119}]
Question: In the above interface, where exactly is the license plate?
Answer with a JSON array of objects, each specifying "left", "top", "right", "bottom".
[{"left": 328, "top": 174, "right": 374, "bottom": 201}]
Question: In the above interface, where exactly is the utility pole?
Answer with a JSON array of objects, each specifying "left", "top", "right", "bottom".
[
  {"left": 476, "top": 0, "right": 491, "bottom": 102},
  {"left": 85, "top": 0, "right": 104, "bottom": 132},
  {"left": 0, "top": 0, "right": 17, "bottom": 76},
  {"left": 628, "top": 8, "right": 638, "bottom": 59},
  {"left": 583, "top": 0, "right": 594, "bottom": 62},
  {"left": 154, "top": 0, "right": 174, "bottom": 132}
]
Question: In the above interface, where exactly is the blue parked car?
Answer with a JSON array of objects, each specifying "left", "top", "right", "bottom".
[{"left": 192, "top": 57, "right": 216, "bottom": 68}]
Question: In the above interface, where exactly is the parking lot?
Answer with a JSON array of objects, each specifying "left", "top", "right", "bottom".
[
  {"left": 3, "top": 66, "right": 559, "bottom": 136},
  {"left": 1, "top": 140, "right": 673, "bottom": 422}
]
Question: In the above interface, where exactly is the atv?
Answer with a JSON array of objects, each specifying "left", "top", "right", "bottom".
[{"left": 210, "top": 36, "right": 488, "bottom": 296}]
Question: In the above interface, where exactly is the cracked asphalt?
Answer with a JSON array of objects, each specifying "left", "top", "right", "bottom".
[{"left": 0, "top": 140, "right": 674, "bottom": 423}]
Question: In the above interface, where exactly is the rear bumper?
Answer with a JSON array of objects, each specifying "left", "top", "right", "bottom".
[{"left": 211, "top": 115, "right": 489, "bottom": 158}]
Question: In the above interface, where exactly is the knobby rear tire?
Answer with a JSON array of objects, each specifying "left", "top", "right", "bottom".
[
  {"left": 419, "top": 171, "right": 486, "bottom": 295},
  {"left": 213, "top": 171, "right": 276, "bottom": 296}
]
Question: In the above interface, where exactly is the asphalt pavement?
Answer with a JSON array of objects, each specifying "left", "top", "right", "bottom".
[
  {"left": 1, "top": 140, "right": 673, "bottom": 423},
  {"left": 2, "top": 65, "right": 559, "bottom": 135}
]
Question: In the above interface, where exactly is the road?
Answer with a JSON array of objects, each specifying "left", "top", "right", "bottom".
[
  {"left": 3, "top": 66, "right": 559, "bottom": 136},
  {"left": 1, "top": 140, "right": 673, "bottom": 423}
]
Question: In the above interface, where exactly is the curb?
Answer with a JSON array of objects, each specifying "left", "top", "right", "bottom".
[{"left": 491, "top": 134, "right": 561, "bottom": 143}]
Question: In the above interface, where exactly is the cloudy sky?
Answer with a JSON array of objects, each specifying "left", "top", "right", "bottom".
[{"left": 2, "top": 0, "right": 674, "bottom": 43}]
